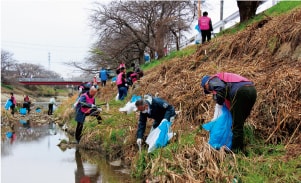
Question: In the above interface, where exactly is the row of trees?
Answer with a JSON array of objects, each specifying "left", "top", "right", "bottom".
[
  {"left": 75, "top": 1, "right": 196, "bottom": 72},
  {"left": 1, "top": 49, "right": 61, "bottom": 84},
  {"left": 74, "top": 1, "right": 262, "bottom": 74}
]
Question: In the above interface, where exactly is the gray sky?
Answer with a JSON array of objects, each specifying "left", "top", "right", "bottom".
[
  {"left": 2, "top": 0, "right": 97, "bottom": 78},
  {"left": 1, "top": 0, "right": 275, "bottom": 79}
]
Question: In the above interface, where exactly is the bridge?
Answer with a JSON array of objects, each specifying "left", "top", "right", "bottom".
[{"left": 18, "top": 78, "right": 98, "bottom": 85}]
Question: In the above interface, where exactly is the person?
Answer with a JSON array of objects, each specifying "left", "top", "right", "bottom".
[
  {"left": 135, "top": 95, "right": 176, "bottom": 147},
  {"left": 118, "top": 61, "right": 126, "bottom": 70},
  {"left": 10, "top": 93, "right": 16, "bottom": 116},
  {"left": 201, "top": 72, "right": 257, "bottom": 152},
  {"left": 48, "top": 97, "right": 56, "bottom": 115},
  {"left": 99, "top": 67, "right": 109, "bottom": 87},
  {"left": 198, "top": 11, "right": 213, "bottom": 43},
  {"left": 78, "top": 82, "right": 91, "bottom": 97},
  {"left": 23, "top": 95, "right": 31, "bottom": 114},
  {"left": 116, "top": 67, "right": 128, "bottom": 100},
  {"left": 75, "top": 86, "right": 102, "bottom": 143}
]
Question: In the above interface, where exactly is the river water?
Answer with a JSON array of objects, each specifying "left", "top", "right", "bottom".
[{"left": 1, "top": 124, "right": 134, "bottom": 183}]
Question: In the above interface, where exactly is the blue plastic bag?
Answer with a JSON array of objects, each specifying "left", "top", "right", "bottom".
[
  {"left": 202, "top": 105, "right": 233, "bottom": 150},
  {"left": 19, "top": 108, "right": 27, "bottom": 115},
  {"left": 130, "top": 95, "right": 141, "bottom": 103},
  {"left": 5, "top": 99, "right": 12, "bottom": 110},
  {"left": 146, "top": 120, "right": 173, "bottom": 153}
]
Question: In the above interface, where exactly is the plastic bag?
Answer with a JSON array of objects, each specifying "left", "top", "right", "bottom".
[
  {"left": 5, "top": 99, "right": 12, "bottom": 110},
  {"left": 119, "top": 101, "right": 137, "bottom": 114},
  {"left": 202, "top": 105, "right": 233, "bottom": 150},
  {"left": 19, "top": 108, "right": 27, "bottom": 115},
  {"left": 195, "top": 32, "right": 202, "bottom": 44},
  {"left": 146, "top": 120, "right": 173, "bottom": 153}
]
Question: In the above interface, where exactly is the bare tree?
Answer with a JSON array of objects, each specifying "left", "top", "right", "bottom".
[
  {"left": 1, "top": 49, "right": 18, "bottom": 83},
  {"left": 237, "top": 1, "right": 262, "bottom": 22},
  {"left": 88, "top": 1, "right": 195, "bottom": 68}
]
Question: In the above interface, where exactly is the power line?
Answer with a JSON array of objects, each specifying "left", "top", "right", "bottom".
[{"left": 2, "top": 40, "right": 89, "bottom": 49}]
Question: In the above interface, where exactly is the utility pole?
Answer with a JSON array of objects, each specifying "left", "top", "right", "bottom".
[
  {"left": 198, "top": 0, "right": 202, "bottom": 18},
  {"left": 48, "top": 52, "right": 51, "bottom": 70},
  {"left": 220, "top": 0, "right": 224, "bottom": 32}
]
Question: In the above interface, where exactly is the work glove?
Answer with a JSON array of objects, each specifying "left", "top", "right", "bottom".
[
  {"left": 97, "top": 108, "right": 102, "bottom": 112},
  {"left": 91, "top": 104, "right": 97, "bottom": 108},
  {"left": 212, "top": 104, "right": 223, "bottom": 121},
  {"left": 137, "top": 138, "right": 142, "bottom": 146}
]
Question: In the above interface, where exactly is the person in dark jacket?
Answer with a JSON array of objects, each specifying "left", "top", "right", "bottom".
[
  {"left": 10, "top": 93, "right": 16, "bottom": 116},
  {"left": 75, "top": 86, "right": 102, "bottom": 143},
  {"left": 201, "top": 72, "right": 257, "bottom": 152},
  {"left": 135, "top": 96, "right": 176, "bottom": 146},
  {"left": 198, "top": 11, "right": 213, "bottom": 43}
]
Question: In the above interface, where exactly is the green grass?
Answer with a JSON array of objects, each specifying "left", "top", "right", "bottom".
[
  {"left": 219, "top": 1, "right": 301, "bottom": 35},
  {"left": 237, "top": 145, "right": 301, "bottom": 183},
  {"left": 141, "top": 46, "right": 197, "bottom": 71}
]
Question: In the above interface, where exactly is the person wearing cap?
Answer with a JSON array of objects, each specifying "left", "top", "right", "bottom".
[
  {"left": 201, "top": 72, "right": 257, "bottom": 152},
  {"left": 135, "top": 96, "right": 176, "bottom": 147},
  {"left": 198, "top": 11, "right": 213, "bottom": 43}
]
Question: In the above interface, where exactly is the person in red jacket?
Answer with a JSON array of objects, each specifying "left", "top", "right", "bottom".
[
  {"left": 201, "top": 72, "right": 257, "bottom": 153},
  {"left": 198, "top": 11, "right": 213, "bottom": 43}
]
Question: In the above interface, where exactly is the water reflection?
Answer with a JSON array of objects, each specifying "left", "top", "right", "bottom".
[
  {"left": 1, "top": 124, "right": 134, "bottom": 183},
  {"left": 75, "top": 150, "right": 101, "bottom": 183}
]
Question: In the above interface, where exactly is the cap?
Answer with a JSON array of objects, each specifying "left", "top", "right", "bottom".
[{"left": 201, "top": 75, "right": 210, "bottom": 94}]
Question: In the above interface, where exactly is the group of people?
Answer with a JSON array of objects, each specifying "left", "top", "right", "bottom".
[
  {"left": 74, "top": 65, "right": 257, "bottom": 153},
  {"left": 135, "top": 72, "right": 256, "bottom": 153}
]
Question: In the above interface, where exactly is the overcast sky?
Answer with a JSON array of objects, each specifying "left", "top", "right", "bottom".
[{"left": 1, "top": 0, "right": 275, "bottom": 79}]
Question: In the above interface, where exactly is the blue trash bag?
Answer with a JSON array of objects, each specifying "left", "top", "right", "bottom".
[
  {"left": 19, "top": 119, "right": 27, "bottom": 125},
  {"left": 146, "top": 120, "right": 173, "bottom": 153},
  {"left": 202, "top": 105, "right": 233, "bottom": 150},
  {"left": 5, "top": 99, "right": 12, "bottom": 110},
  {"left": 19, "top": 108, "right": 27, "bottom": 115},
  {"left": 111, "top": 76, "right": 117, "bottom": 82},
  {"left": 36, "top": 108, "right": 41, "bottom": 113},
  {"left": 130, "top": 95, "right": 142, "bottom": 103},
  {"left": 6, "top": 132, "right": 13, "bottom": 138}
]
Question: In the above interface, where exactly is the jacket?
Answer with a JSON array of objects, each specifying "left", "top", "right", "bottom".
[
  {"left": 198, "top": 16, "right": 213, "bottom": 31},
  {"left": 99, "top": 69, "right": 108, "bottom": 81},
  {"left": 136, "top": 97, "right": 176, "bottom": 139},
  {"left": 208, "top": 72, "right": 253, "bottom": 108},
  {"left": 75, "top": 92, "right": 95, "bottom": 123}
]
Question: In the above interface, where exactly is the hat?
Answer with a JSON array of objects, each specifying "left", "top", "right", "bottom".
[{"left": 201, "top": 75, "right": 210, "bottom": 94}]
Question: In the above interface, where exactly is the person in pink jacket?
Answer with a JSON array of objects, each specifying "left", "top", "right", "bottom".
[{"left": 198, "top": 11, "right": 213, "bottom": 43}]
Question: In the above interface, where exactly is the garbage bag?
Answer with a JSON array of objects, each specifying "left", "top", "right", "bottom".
[
  {"left": 19, "top": 108, "right": 27, "bottom": 115},
  {"left": 202, "top": 105, "right": 233, "bottom": 150},
  {"left": 146, "top": 120, "right": 173, "bottom": 153},
  {"left": 119, "top": 101, "right": 136, "bottom": 114},
  {"left": 5, "top": 99, "right": 12, "bottom": 110}
]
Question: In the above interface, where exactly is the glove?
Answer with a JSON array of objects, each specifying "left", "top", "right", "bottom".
[
  {"left": 161, "top": 119, "right": 168, "bottom": 123},
  {"left": 137, "top": 138, "right": 142, "bottom": 146},
  {"left": 91, "top": 104, "right": 96, "bottom": 108},
  {"left": 97, "top": 108, "right": 102, "bottom": 112}
]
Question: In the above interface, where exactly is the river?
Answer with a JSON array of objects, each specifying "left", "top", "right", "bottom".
[{"left": 1, "top": 124, "right": 134, "bottom": 183}]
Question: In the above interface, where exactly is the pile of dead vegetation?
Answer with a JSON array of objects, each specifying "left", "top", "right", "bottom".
[{"left": 133, "top": 8, "right": 301, "bottom": 181}]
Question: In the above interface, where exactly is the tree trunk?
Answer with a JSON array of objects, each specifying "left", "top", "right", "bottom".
[{"left": 237, "top": 1, "right": 261, "bottom": 23}]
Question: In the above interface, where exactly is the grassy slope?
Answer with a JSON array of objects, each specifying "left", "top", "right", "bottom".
[{"left": 55, "top": 2, "right": 301, "bottom": 182}]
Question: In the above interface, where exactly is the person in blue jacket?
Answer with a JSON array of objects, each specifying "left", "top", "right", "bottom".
[
  {"left": 135, "top": 96, "right": 176, "bottom": 146},
  {"left": 99, "top": 67, "right": 109, "bottom": 87}
]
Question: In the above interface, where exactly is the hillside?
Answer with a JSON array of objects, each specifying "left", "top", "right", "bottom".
[
  {"left": 129, "top": 6, "right": 301, "bottom": 182},
  {"left": 138, "top": 7, "right": 301, "bottom": 145}
]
